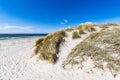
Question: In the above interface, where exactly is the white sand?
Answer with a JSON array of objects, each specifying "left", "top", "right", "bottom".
[{"left": 0, "top": 30, "right": 120, "bottom": 80}]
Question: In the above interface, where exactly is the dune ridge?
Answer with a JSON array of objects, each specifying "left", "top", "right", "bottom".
[{"left": 0, "top": 23, "right": 120, "bottom": 80}]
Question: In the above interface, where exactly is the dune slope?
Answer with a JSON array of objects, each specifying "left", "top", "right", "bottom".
[{"left": 0, "top": 23, "right": 120, "bottom": 80}]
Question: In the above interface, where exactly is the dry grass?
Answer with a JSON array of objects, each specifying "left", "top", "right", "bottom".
[
  {"left": 100, "top": 23, "right": 119, "bottom": 30},
  {"left": 75, "top": 25, "right": 83, "bottom": 30},
  {"left": 34, "top": 30, "right": 66, "bottom": 63},
  {"left": 35, "top": 38, "right": 44, "bottom": 46},
  {"left": 79, "top": 30, "right": 85, "bottom": 35},
  {"left": 75, "top": 23, "right": 96, "bottom": 32},
  {"left": 63, "top": 28, "right": 120, "bottom": 76},
  {"left": 65, "top": 28, "right": 74, "bottom": 32},
  {"left": 102, "top": 23, "right": 119, "bottom": 27},
  {"left": 72, "top": 31, "right": 80, "bottom": 39},
  {"left": 33, "top": 38, "right": 44, "bottom": 55}
]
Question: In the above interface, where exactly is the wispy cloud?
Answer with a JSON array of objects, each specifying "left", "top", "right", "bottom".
[
  {"left": 0, "top": 25, "right": 37, "bottom": 33},
  {"left": 60, "top": 19, "right": 68, "bottom": 24}
]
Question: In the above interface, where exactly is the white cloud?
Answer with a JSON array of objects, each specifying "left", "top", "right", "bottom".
[
  {"left": 0, "top": 25, "right": 37, "bottom": 33},
  {"left": 60, "top": 19, "right": 68, "bottom": 24}
]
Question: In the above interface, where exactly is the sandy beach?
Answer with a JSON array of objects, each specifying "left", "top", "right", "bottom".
[
  {"left": 0, "top": 0, "right": 120, "bottom": 79},
  {"left": 0, "top": 32, "right": 119, "bottom": 80}
]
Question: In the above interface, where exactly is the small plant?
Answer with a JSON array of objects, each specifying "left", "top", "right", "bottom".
[
  {"left": 65, "top": 28, "right": 74, "bottom": 32},
  {"left": 79, "top": 30, "right": 85, "bottom": 35},
  {"left": 82, "top": 23, "right": 95, "bottom": 32},
  {"left": 72, "top": 31, "right": 79, "bottom": 39},
  {"left": 75, "top": 25, "right": 83, "bottom": 30}
]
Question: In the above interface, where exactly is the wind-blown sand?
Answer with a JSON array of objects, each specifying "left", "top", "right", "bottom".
[{"left": 0, "top": 31, "right": 119, "bottom": 80}]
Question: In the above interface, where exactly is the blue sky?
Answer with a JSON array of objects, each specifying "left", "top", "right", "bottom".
[{"left": 0, "top": 0, "right": 120, "bottom": 33}]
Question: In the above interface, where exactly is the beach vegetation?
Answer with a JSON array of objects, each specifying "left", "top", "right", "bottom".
[
  {"left": 63, "top": 28, "right": 120, "bottom": 76},
  {"left": 34, "top": 30, "right": 66, "bottom": 63},
  {"left": 72, "top": 31, "right": 79, "bottom": 39},
  {"left": 75, "top": 23, "right": 96, "bottom": 32},
  {"left": 100, "top": 23, "right": 119, "bottom": 30},
  {"left": 65, "top": 28, "right": 74, "bottom": 32},
  {"left": 79, "top": 29, "right": 85, "bottom": 35},
  {"left": 35, "top": 38, "right": 44, "bottom": 46}
]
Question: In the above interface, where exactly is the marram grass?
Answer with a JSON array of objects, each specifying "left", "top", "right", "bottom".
[
  {"left": 34, "top": 30, "right": 66, "bottom": 63},
  {"left": 79, "top": 29, "right": 85, "bottom": 35},
  {"left": 33, "top": 23, "right": 120, "bottom": 76},
  {"left": 63, "top": 28, "right": 120, "bottom": 77},
  {"left": 72, "top": 31, "right": 80, "bottom": 39},
  {"left": 65, "top": 28, "right": 74, "bottom": 32}
]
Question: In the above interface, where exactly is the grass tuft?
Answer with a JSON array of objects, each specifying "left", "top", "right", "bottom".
[
  {"left": 79, "top": 30, "right": 85, "bottom": 35},
  {"left": 72, "top": 31, "right": 79, "bottom": 39},
  {"left": 34, "top": 30, "right": 66, "bottom": 63},
  {"left": 75, "top": 23, "right": 96, "bottom": 32},
  {"left": 65, "top": 28, "right": 74, "bottom": 32}
]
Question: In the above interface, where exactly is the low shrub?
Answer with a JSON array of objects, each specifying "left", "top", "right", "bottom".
[
  {"left": 65, "top": 28, "right": 74, "bottom": 32},
  {"left": 79, "top": 30, "right": 85, "bottom": 35},
  {"left": 75, "top": 25, "right": 83, "bottom": 30},
  {"left": 82, "top": 23, "right": 95, "bottom": 32},
  {"left": 72, "top": 31, "right": 79, "bottom": 39}
]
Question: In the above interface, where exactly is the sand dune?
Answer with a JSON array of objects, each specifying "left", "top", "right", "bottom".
[{"left": 0, "top": 24, "right": 120, "bottom": 80}]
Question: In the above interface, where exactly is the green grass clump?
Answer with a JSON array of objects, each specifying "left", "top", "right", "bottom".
[
  {"left": 75, "top": 23, "right": 96, "bottom": 32},
  {"left": 75, "top": 25, "right": 83, "bottom": 30},
  {"left": 65, "top": 28, "right": 74, "bottom": 32},
  {"left": 34, "top": 30, "right": 66, "bottom": 63},
  {"left": 63, "top": 28, "right": 120, "bottom": 76},
  {"left": 72, "top": 31, "right": 79, "bottom": 39},
  {"left": 82, "top": 23, "right": 96, "bottom": 32},
  {"left": 79, "top": 30, "right": 85, "bottom": 35}
]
